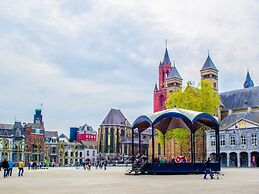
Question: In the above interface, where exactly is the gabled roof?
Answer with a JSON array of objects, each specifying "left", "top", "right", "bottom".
[
  {"left": 26, "top": 123, "right": 44, "bottom": 129},
  {"left": 0, "top": 123, "right": 13, "bottom": 130},
  {"left": 220, "top": 111, "right": 259, "bottom": 130},
  {"left": 59, "top": 133, "right": 68, "bottom": 139},
  {"left": 243, "top": 71, "right": 254, "bottom": 88},
  {"left": 79, "top": 123, "right": 96, "bottom": 133},
  {"left": 45, "top": 131, "right": 58, "bottom": 138},
  {"left": 219, "top": 86, "right": 259, "bottom": 111},
  {"left": 201, "top": 54, "right": 217, "bottom": 71},
  {"left": 101, "top": 108, "right": 131, "bottom": 127},
  {"left": 167, "top": 65, "right": 182, "bottom": 80}
]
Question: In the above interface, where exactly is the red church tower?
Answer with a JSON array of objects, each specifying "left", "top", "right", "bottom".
[{"left": 153, "top": 46, "right": 172, "bottom": 112}]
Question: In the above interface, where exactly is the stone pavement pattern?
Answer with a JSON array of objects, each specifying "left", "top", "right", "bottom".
[{"left": 1, "top": 167, "right": 259, "bottom": 194}]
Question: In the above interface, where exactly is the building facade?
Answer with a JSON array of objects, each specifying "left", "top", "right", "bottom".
[
  {"left": 0, "top": 122, "right": 25, "bottom": 163},
  {"left": 98, "top": 109, "right": 132, "bottom": 159},
  {"left": 207, "top": 72, "right": 259, "bottom": 167},
  {"left": 45, "top": 130, "right": 59, "bottom": 165},
  {"left": 76, "top": 123, "right": 97, "bottom": 142}
]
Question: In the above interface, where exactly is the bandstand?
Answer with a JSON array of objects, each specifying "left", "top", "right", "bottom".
[{"left": 129, "top": 107, "right": 220, "bottom": 174}]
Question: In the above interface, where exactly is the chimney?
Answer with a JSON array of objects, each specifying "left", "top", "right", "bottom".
[
  {"left": 228, "top": 109, "right": 233, "bottom": 115},
  {"left": 247, "top": 107, "right": 252, "bottom": 113}
]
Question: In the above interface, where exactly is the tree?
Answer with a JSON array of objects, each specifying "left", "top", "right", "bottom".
[
  {"left": 163, "top": 80, "right": 220, "bottom": 159},
  {"left": 166, "top": 80, "right": 220, "bottom": 114}
]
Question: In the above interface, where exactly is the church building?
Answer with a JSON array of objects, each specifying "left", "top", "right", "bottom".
[{"left": 153, "top": 45, "right": 218, "bottom": 112}]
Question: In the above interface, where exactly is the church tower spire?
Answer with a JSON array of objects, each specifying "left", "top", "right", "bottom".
[
  {"left": 200, "top": 52, "right": 218, "bottom": 92},
  {"left": 166, "top": 62, "right": 182, "bottom": 94},
  {"left": 243, "top": 70, "right": 254, "bottom": 88},
  {"left": 162, "top": 40, "right": 171, "bottom": 65}
]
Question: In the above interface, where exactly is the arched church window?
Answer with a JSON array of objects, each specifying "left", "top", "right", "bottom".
[
  {"left": 160, "top": 95, "right": 164, "bottom": 107},
  {"left": 105, "top": 128, "right": 108, "bottom": 153},
  {"left": 162, "top": 71, "right": 165, "bottom": 83},
  {"left": 16, "top": 128, "right": 21, "bottom": 137},
  {"left": 110, "top": 128, "right": 114, "bottom": 153},
  {"left": 121, "top": 129, "right": 125, "bottom": 137}
]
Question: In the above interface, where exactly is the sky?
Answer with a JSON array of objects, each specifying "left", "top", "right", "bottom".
[{"left": 0, "top": 0, "right": 259, "bottom": 135}]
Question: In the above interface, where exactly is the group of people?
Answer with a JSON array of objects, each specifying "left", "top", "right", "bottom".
[
  {"left": 80, "top": 160, "right": 108, "bottom": 171},
  {"left": 0, "top": 159, "right": 24, "bottom": 178},
  {"left": 28, "top": 161, "right": 45, "bottom": 170},
  {"left": 154, "top": 156, "right": 188, "bottom": 164}
]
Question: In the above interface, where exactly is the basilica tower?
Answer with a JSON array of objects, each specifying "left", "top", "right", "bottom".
[
  {"left": 153, "top": 46, "right": 172, "bottom": 112},
  {"left": 166, "top": 63, "right": 182, "bottom": 96},
  {"left": 200, "top": 53, "right": 218, "bottom": 92}
]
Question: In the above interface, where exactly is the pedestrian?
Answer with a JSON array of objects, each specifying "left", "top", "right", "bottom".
[
  {"left": 104, "top": 160, "right": 107, "bottom": 170},
  {"left": 204, "top": 157, "right": 213, "bottom": 179},
  {"left": 8, "top": 161, "right": 14, "bottom": 176},
  {"left": 28, "top": 161, "right": 31, "bottom": 170},
  {"left": 17, "top": 160, "right": 24, "bottom": 177},
  {"left": 2, "top": 159, "right": 9, "bottom": 178}
]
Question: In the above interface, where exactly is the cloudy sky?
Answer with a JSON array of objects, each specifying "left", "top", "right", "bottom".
[{"left": 0, "top": 0, "right": 258, "bottom": 135}]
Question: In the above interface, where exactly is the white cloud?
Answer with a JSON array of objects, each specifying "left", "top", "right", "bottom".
[{"left": 0, "top": 0, "right": 258, "bottom": 134}]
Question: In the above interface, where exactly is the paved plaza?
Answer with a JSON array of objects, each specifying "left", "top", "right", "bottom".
[{"left": 1, "top": 167, "right": 259, "bottom": 194}]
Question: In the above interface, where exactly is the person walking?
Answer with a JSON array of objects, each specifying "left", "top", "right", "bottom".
[
  {"left": 17, "top": 160, "right": 24, "bottom": 177},
  {"left": 104, "top": 160, "right": 107, "bottom": 170},
  {"left": 204, "top": 157, "right": 213, "bottom": 179},
  {"left": 8, "top": 161, "right": 14, "bottom": 176},
  {"left": 2, "top": 159, "right": 9, "bottom": 178}
]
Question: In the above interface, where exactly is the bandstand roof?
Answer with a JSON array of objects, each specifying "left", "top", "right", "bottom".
[{"left": 132, "top": 108, "right": 219, "bottom": 134}]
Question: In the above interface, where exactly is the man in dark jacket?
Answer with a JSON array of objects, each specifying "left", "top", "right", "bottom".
[
  {"left": 204, "top": 157, "right": 213, "bottom": 179},
  {"left": 2, "top": 159, "right": 9, "bottom": 178}
]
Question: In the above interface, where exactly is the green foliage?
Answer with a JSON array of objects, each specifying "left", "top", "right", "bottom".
[
  {"left": 166, "top": 80, "right": 220, "bottom": 115},
  {"left": 165, "top": 80, "right": 220, "bottom": 150}
]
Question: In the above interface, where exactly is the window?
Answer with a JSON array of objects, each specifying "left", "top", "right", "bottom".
[
  {"left": 158, "top": 143, "right": 161, "bottom": 156},
  {"left": 241, "top": 135, "right": 246, "bottom": 145},
  {"left": 80, "top": 152, "right": 82, "bottom": 157},
  {"left": 210, "top": 135, "right": 216, "bottom": 147},
  {"left": 93, "top": 151, "right": 95, "bottom": 156},
  {"left": 230, "top": 136, "right": 236, "bottom": 146},
  {"left": 220, "top": 135, "right": 225, "bottom": 146},
  {"left": 251, "top": 134, "right": 257, "bottom": 146},
  {"left": 87, "top": 150, "right": 89, "bottom": 156},
  {"left": 71, "top": 152, "right": 73, "bottom": 157}
]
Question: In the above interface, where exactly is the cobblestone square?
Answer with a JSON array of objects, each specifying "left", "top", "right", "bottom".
[{"left": 1, "top": 167, "right": 259, "bottom": 194}]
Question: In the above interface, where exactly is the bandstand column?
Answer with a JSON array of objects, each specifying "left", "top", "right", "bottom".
[
  {"left": 138, "top": 131, "right": 141, "bottom": 155},
  {"left": 248, "top": 152, "right": 251, "bottom": 167},
  {"left": 190, "top": 131, "right": 195, "bottom": 163},
  {"left": 152, "top": 125, "right": 155, "bottom": 163},
  {"left": 164, "top": 133, "right": 166, "bottom": 157},
  {"left": 132, "top": 127, "right": 134, "bottom": 163},
  {"left": 215, "top": 127, "right": 220, "bottom": 160}
]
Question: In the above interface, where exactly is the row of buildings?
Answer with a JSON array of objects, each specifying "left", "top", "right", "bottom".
[
  {"left": 0, "top": 45, "right": 258, "bottom": 168},
  {"left": 0, "top": 109, "right": 98, "bottom": 166}
]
